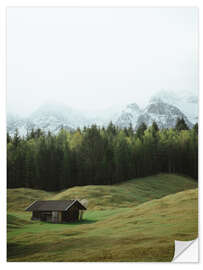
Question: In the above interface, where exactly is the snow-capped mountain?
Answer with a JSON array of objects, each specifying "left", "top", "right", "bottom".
[
  {"left": 135, "top": 101, "right": 192, "bottom": 129},
  {"left": 7, "top": 103, "right": 90, "bottom": 136},
  {"left": 7, "top": 90, "right": 198, "bottom": 136},
  {"left": 29, "top": 103, "right": 89, "bottom": 132},
  {"left": 115, "top": 103, "right": 141, "bottom": 128},
  {"left": 149, "top": 90, "right": 198, "bottom": 124},
  {"left": 7, "top": 103, "right": 128, "bottom": 136},
  {"left": 7, "top": 113, "right": 29, "bottom": 137}
]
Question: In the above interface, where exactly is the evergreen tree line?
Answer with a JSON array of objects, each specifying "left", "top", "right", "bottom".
[{"left": 7, "top": 118, "right": 198, "bottom": 191}]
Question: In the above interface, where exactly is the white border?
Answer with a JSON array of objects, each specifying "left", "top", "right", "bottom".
[
  {"left": 173, "top": 239, "right": 199, "bottom": 262},
  {"left": 0, "top": 0, "right": 201, "bottom": 269}
]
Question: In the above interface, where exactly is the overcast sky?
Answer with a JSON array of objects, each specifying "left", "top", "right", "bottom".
[{"left": 7, "top": 7, "right": 198, "bottom": 116}]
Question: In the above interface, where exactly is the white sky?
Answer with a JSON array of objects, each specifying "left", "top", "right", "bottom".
[{"left": 7, "top": 7, "right": 198, "bottom": 116}]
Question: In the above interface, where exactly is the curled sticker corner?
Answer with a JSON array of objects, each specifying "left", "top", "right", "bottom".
[{"left": 172, "top": 238, "right": 198, "bottom": 262}]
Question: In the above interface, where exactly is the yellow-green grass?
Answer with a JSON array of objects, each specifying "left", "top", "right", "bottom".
[
  {"left": 7, "top": 173, "right": 198, "bottom": 262},
  {"left": 7, "top": 214, "right": 32, "bottom": 230},
  {"left": 7, "top": 188, "right": 55, "bottom": 212},
  {"left": 50, "top": 174, "right": 197, "bottom": 209},
  {"left": 8, "top": 174, "right": 197, "bottom": 212},
  {"left": 7, "top": 188, "right": 198, "bottom": 262}
]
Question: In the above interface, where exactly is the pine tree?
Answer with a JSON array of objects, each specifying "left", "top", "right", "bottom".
[
  {"left": 193, "top": 123, "right": 198, "bottom": 135},
  {"left": 13, "top": 129, "right": 21, "bottom": 147},
  {"left": 7, "top": 123, "right": 198, "bottom": 190},
  {"left": 7, "top": 132, "right": 11, "bottom": 144},
  {"left": 175, "top": 117, "right": 189, "bottom": 131},
  {"left": 136, "top": 122, "right": 147, "bottom": 140}
]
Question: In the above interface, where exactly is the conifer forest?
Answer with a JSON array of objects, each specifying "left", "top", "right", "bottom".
[{"left": 7, "top": 118, "right": 198, "bottom": 191}]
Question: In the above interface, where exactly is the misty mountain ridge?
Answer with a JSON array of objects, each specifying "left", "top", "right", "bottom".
[
  {"left": 7, "top": 91, "right": 198, "bottom": 136},
  {"left": 135, "top": 102, "right": 192, "bottom": 129},
  {"left": 149, "top": 90, "right": 198, "bottom": 124},
  {"left": 115, "top": 103, "right": 141, "bottom": 128}
]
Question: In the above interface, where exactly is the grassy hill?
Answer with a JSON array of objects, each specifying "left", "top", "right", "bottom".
[
  {"left": 7, "top": 174, "right": 198, "bottom": 262},
  {"left": 7, "top": 188, "right": 55, "bottom": 212},
  {"left": 8, "top": 173, "right": 197, "bottom": 211}
]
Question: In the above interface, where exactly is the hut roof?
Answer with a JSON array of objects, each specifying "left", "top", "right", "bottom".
[{"left": 25, "top": 200, "right": 86, "bottom": 211}]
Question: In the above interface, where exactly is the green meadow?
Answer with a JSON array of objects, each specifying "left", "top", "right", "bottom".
[{"left": 7, "top": 174, "right": 198, "bottom": 262}]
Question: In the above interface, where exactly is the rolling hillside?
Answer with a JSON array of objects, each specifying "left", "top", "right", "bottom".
[
  {"left": 7, "top": 188, "right": 55, "bottom": 212},
  {"left": 7, "top": 174, "right": 198, "bottom": 262},
  {"left": 7, "top": 174, "right": 197, "bottom": 211}
]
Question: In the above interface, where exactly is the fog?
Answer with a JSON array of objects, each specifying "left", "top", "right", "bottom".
[{"left": 7, "top": 7, "right": 198, "bottom": 116}]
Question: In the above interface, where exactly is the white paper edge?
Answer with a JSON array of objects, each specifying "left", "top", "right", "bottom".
[{"left": 172, "top": 238, "right": 199, "bottom": 262}]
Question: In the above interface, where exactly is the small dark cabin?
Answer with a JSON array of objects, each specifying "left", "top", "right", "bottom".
[{"left": 25, "top": 200, "right": 86, "bottom": 223}]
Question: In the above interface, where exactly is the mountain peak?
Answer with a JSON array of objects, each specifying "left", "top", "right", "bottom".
[
  {"left": 7, "top": 91, "right": 197, "bottom": 136},
  {"left": 126, "top": 103, "right": 140, "bottom": 112},
  {"left": 136, "top": 101, "right": 192, "bottom": 129}
]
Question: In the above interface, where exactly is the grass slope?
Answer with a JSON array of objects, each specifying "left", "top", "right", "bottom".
[
  {"left": 8, "top": 174, "right": 197, "bottom": 211},
  {"left": 7, "top": 214, "right": 32, "bottom": 230},
  {"left": 7, "top": 188, "right": 55, "bottom": 212},
  {"left": 7, "top": 174, "right": 198, "bottom": 262},
  {"left": 50, "top": 174, "right": 198, "bottom": 209},
  {"left": 7, "top": 188, "right": 198, "bottom": 262}
]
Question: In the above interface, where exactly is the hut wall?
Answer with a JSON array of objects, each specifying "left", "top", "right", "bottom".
[
  {"left": 52, "top": 211, "right": 58, "bottom": 223},
  {"left": 58, "top": 211, "right": 62, "bottom": 223},
  {"left": 32, "top": 211, "right": 40, "bottom": 220},
  {"left": 40, "top": 211, "right": 52, "bottom": 222},
  {"left": 62, "top": 205, "right": 79, "bottom": 222}
]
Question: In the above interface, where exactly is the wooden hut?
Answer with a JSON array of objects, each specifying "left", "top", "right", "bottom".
[{"left": 25, "top": 200, "right": 86, "bottom": 223}]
